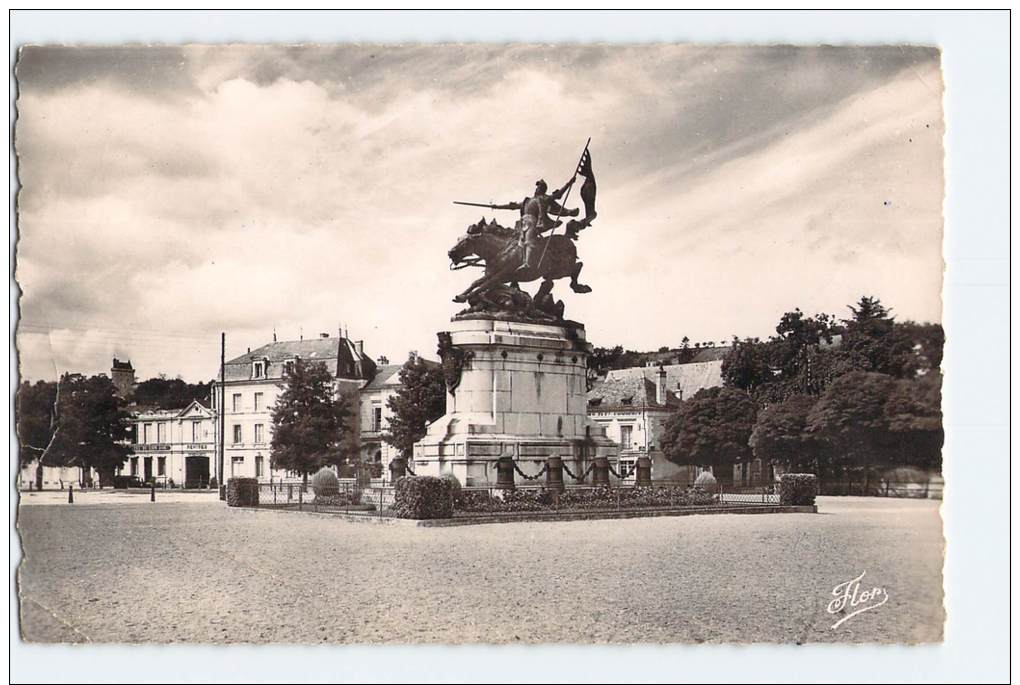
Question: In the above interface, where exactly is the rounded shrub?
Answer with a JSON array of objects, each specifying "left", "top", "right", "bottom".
[
  {"left": 311, "top": 467, "right": 340, "bottom": 498},
  {"left": 694, "top": 470, "right": 718, "bottom": 490}
]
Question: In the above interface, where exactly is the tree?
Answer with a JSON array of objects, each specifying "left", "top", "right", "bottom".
[
  {"left": 721, "top": 336, "right": 772, "bottom": 392},
  {"left": 15, "top": 380, "right": 58, "bottom": 489},
  {"left": 846, "top": 295, "right": 891, "bottom": 323},
  {"left": 131, "top": 377, "right": 211, "bottom": 409},
  {"left": 660, "top": 387, "right": 757, "bottom": 482},
  {"left": 807, "top": 371, "right": 897, "bottom": 488},
  {"left": 270, "top": 359, "right": 353, "bottom": 485},
  {"left": 884, "top": 374, "right": 943, "bottom": 471},
  {"left": 47, "top": 374, "right": 131, "bottom": 487},
  {"left": 383, "top": 354, "right": 446, "bottom": 459},
  {"left": 749, "top": 394, "right": 825, "bottom": 474}
]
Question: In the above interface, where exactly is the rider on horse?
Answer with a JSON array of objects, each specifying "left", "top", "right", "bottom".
[{"left": 495, "top": 178, "right": 580, "bottom": 274}]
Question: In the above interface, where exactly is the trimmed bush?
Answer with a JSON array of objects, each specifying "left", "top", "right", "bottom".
[
  {"left": 392, "top": 476, "right": 454, "bottom": 519},
  {"left": 311, "top": 467, "right": 340, "bottom": 497},
  {"left": 439, "top": 472, "right": 462, "bottom": 502},
  {"left": 779, "top": 473, "right": 818, "bottom": 506},
  {"left": 694, "top": 471, "right": 718, "bottom": 490},
  {"left": 226, "top": 477, "right": 259, "bottom": 507}
]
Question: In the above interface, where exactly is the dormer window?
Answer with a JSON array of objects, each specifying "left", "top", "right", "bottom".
[
  {"left": 253, "top": 360, "right": 266, "bottom": 379},
  {"left": 283, "top": 359, "right": 295, "bottom": 376}
]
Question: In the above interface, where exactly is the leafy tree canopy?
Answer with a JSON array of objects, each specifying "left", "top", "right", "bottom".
[
  {"left": 383, "top": 354, "right": 446, "bottom": 459},
  {"left": 661, "top": 387, "right": 756, "bottom": 475},
  {"left": 270, "top": 359, "right": 353, "bottom": 483},
  {"left": 47, "top": 374, "right": 131, "bottom": 485},
  {"left": 131, "top": 377, "right": 210, "bottom": 409},
  {"left": 15, "top": 380, "right": 57, "bottom": 466}
]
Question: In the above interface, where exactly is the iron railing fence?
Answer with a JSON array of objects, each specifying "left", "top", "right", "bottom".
[
  {"left": 817, "top": 478, "right": 943, "bottom": 499},
  {"left": 253, "top": 480, "right": 387, "bottom": 516}
]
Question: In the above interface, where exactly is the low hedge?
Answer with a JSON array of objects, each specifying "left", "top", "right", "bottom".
[
  {"left": 313, "top": 490, "right": 362, "bottom": 506},
  {"left": 226, "top": 477, "right": 259, "bottom": 507},
  {"left": 392, "top": 476, "right": 455, "bottom": 519},
  {"left": 779, "top": 473, "right": 818, "bottom": 506},
  {"left": 456, "top": 486, "right": 716, "bottom": 513}
]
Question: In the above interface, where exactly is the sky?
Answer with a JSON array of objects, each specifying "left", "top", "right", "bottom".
[{"left": 14, "top": 44, "right": 944, "bottom": 383}]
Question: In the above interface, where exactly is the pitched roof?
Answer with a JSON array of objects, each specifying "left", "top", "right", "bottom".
[
  {"left": 130, "top": 400, "right": 213, "bottom": 421},
  {"left": 222, "top": 336, "right": 376, "bottom": 382},
  {"left": 587, "top": 374, "right": 673, "bottom": 411},
  {"left": 362, "top": 359, "right": 442, "bottom": 393},
  {"left": 362, "top": 364, "right": 405, "bottom": 392},
  {"left": 589, "top": 360, "right": 724, "bottom": 412}
]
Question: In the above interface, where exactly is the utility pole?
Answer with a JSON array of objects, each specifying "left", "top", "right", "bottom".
[{"left": 219, "top": 332, "right": 226, "bottom": 495}]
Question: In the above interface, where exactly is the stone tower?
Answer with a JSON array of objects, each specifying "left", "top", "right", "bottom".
[{"left": 110, "top": 358, "right": 135, "bottom": 398}]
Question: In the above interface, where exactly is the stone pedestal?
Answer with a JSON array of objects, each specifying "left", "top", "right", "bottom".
[{"left": 412, "top": 316, "right": 619, "bottom": 486}]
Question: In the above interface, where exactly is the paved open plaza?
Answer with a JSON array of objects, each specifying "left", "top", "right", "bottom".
[{"left": 16, "top": 495, "right": 943, "bottom": 644}]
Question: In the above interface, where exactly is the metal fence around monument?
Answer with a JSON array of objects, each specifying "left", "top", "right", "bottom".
[{"left": 253, "top": 480, "right": 392, "bottom": 517}]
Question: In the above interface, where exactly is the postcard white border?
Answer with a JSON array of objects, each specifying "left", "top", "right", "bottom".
[{"left": 8, "top": 9, "right": 1010, "bottom": 684}]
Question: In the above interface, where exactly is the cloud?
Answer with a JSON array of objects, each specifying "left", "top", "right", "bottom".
[{"left": 14, "top": 45, "right": 943, "bottom": 382}]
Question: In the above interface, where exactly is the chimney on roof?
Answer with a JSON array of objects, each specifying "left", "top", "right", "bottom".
[
  {"left": 354, "top": 340, "right": 364, "bottom": 357},
  {"left": 377, "top": 355, "right": 389, "bottom": 365},
  {"left": 656, "top": 365, "right": 667, "bottom": 405}
]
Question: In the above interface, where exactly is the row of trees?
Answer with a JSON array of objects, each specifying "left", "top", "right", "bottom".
[{"left": 661, "top": 297, "right": 944, "bottom": 483}]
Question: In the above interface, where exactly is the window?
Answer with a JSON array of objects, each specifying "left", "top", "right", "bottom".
[
  {"left": 143, "top": 423, "right": 152, "bottom": 444},
  {"left": 254, "top": 392, "right": 264, "bottom": 412},
  {"left": 284, "top": 360, "right": 295, "bottom": 375},
  {"left": 620, "top": 425, "right": 633, "bottom": 450},
  {"left": 191, "top": 420, "right": 200, "bottom": 442},
  {"left": 254, "top": 424, "right": 264, "bottom": 444},
  {"left": 233, "top": 424, "right": 242, "bottom": 445},
  {"left": 253, "top": 360, "right": 265, "bottom": 378},
  {"left": 372, "top": 404, "right": 383, "bottom": 432},
  {"left": 130, "top": 457, "right": 138, "bottom": 476},
  {"left": 157, "top": 456, "right": 166, "bottom": 476},
  {"left": 232, "top": 393, "right": 241, "bottom": 412},
  {"left": 231, "top": 456, "right": 244, "bottom": 476},
  {"left": 255, "top": 455, "right": 264, "bottom": 478},
  {"left": 157, "top": 422, "right": 166, "bottom": 443}
]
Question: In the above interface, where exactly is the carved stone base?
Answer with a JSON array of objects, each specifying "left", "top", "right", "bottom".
[{"left": 413, "top": 316, "right": 620, "bottom": 486}]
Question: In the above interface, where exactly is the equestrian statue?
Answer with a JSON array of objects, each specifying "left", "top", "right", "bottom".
[{"left": 448, "top": 140, "right": 598, "bottom": 322}]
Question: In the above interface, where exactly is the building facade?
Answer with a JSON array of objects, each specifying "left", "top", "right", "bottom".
[
  {"left": 587, "top": 360, "right": 724, "bottom": 482},
  {"left": 17, "top": 462, "right": 86, "bottom": 490},
  {"left": 124, "top": 400, "right": 216, "bottom": 487},
  {"left": 212, "top": 334, "right": 378, "bottom": 482},
  {"left": 356, "top": 360, "right": 406, "bottom": 474}
]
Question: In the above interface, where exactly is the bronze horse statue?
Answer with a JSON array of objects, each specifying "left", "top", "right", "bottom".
[{"left": 448, "top": 218, "right": 592, "bottom": 307}]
